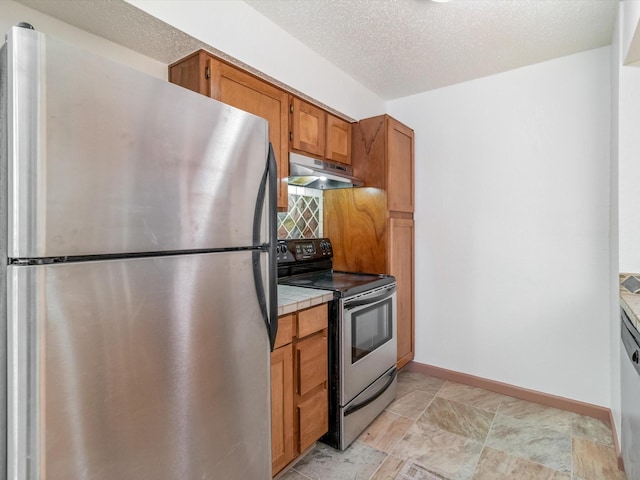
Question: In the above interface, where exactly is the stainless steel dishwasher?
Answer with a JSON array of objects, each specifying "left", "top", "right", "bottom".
[{"left": 621, "top": 306, "right": 640, "bottom": 480}]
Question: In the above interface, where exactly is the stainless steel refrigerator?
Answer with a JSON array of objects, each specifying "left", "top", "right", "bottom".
[{"left": 0, "top": 25, "right": 278, "bottom": 479}]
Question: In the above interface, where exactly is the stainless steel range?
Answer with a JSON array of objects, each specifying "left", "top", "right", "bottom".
[{"left": 277, "top": 238, "right": 397, "bottom": 450}]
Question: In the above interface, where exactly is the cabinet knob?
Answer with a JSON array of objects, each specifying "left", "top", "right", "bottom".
[{"left": 290, "top": 132, "right": 293, "bottom": 141}]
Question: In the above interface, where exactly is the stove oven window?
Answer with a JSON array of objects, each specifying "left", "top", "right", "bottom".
[{"left": 351, "top": 298, "right": 393, "bottom": 363}]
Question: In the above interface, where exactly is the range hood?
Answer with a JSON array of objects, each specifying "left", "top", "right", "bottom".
[{"left": 288, "top": 152, "right": 363, "bottom": 190}]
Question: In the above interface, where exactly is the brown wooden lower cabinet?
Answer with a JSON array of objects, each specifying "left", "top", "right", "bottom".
[
  {"left": 271, "top": 303, "right": 328, "bottom": 476},
  {"left": 270, "top": 344, "right": 294, "bottom": 474},
  {"left": 389, "top": 217, "right": 415, "bottom": 369},
  {"left": 296, "top": 333, "right": 327, "bottom": 396},
  {"left": 297, "top": 387, "right": 328, "bottom": 452}
]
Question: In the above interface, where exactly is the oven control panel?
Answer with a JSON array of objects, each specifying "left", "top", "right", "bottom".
[{"left": 276, "top": 238, "right": 333, "bottom": 263}]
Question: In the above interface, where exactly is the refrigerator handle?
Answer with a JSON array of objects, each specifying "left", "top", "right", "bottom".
[
  {"left": 252, "top": 142, "right": 279, "bottom": 351},
  {"left": 266, "top": 142, "right": 278, "bottom": 351}
]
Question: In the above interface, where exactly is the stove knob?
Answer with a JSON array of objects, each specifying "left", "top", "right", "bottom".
[{"left": 282, "top": 244, "right": 288, "bottom": 254}]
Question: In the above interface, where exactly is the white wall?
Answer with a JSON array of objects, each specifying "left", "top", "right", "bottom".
[
  {"left": 0, "top": 0, "right": 166, "bottom": 78},
  {"left": 618, "top": 4, "right": 640, "bottom": 274},
  {"left": 613, "top": 0, "right": 640, "bottom": 443},
  {"left": 610, "top": 4, "right": 622, "bottom": 444},
  {"left": 126, "top": 0, "right": 384, "bottom": 120},
  {"left": 387, "top": 48, "right": 612, "bottom": 406}
]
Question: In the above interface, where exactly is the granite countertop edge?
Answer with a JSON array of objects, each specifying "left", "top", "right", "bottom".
[{"left": 277, "top": 284, "right": 334, "bottom": 316}]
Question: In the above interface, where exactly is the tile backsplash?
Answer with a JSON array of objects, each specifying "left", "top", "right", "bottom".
[
  {"left": 621, "top": 274, "right": 640, "bottom": 294},
  {"left": 277, "top": 186, "right": 323, "bottom": 239}
]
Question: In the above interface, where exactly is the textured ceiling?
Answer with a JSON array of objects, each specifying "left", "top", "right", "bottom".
[
  {"left": 244, "top": 0, "right": 618, "bottom": 99},
  {"left": 14, "top": 0, "right": 618, "bottom": 101},
  {"left": 14, "top": 0, "right": 212, "bottom": 64}
]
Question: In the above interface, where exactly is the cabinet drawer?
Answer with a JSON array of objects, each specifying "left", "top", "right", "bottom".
[
  {"left": 297, "top": 304, "right": 328, "bottom": 338},
  {"left": 298, "top": 388, "right": 328, "bottom": 452},
  {"left": 296, "top": 334, "right": 328, "bottom": 396},
  {"left": 274, "top": 314, "right": 294, "bottom": 349}
]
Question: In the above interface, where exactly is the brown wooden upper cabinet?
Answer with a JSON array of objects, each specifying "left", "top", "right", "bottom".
[
  {"left": 290, "top": 97, "right": 326, "bottom": 157},
  {"left": 326, "top": 114, "right": 352, "bottom": 164},
  {"left": 352, "top": 115, "right": 414, "bottom": 213},
  {"left": 168, "top": 51, "right": 289, "bottom": 211},
  {"left": 290, "top": 97, "right": 352, "bottom": 165}
]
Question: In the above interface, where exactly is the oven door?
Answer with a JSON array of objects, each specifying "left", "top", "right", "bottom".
[{"left": 340, "top": 283, "right": 397, "bottom": 406}]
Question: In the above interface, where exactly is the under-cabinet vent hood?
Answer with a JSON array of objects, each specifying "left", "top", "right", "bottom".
[{"left": 288, "top": 152, "right": 363, "bottom": 190}]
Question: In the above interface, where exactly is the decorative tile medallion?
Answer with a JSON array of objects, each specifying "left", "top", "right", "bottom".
[{"left": 277, "top": 186, "right": 323, "bottom": 239}]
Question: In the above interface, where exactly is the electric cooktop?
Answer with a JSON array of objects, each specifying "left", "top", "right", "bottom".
[{"left": 277, "top": 238, "right": 394, "bottom": 297}]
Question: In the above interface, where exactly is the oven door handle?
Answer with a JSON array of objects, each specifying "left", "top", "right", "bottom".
[
  {"left": 345, "top": 286, "right": 396, "bottom": 310},
  {"left": 344, "top": 367, "right": 397, "bottom": 417}
]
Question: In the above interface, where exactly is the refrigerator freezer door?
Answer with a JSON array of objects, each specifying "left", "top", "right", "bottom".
[
  {"left": 5, "top": 27, "right": 270, "bottom": 259},
  {"left": 7, "top": 252, "right": 271, "bottom": 480}
]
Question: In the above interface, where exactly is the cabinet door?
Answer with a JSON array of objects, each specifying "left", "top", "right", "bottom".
[
  {"left": 386, "top": 118, "right": 414, "bottom": 213},
  {"left": 296, "top": 333, "right": 328, "bottom": 397},
  {"left": 271, "top": 344, "right": 294, "bottom": 475},
  {"left": 291, "top": 97, "right": 326, "bottom": 157},
  {"left": 389, "top": 217, "right": 415, "bottom": 369},
  {"left": 298, "top": 388, "right": 328, "bottom": 452},
  {"left": 326, "top": 114, "right": 352, "bottom": 164}
]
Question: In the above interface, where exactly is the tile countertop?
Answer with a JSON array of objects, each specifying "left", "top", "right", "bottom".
[
  {"left": 277, "top": 284, "right": 334, "bottom": 316},
  {"left": 620, "top": 273, "right": 640, "bottom": 332}
]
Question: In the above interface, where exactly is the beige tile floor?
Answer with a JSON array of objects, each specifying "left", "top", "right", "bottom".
[{"left": 279, "top": 370, "right": 626, "bottom": 480}]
